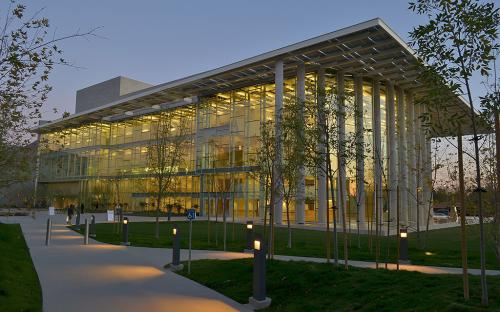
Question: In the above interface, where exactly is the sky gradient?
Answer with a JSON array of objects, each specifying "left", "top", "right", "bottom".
[{"left": 16, "top": 0, "right": 486, "bottom": 121}]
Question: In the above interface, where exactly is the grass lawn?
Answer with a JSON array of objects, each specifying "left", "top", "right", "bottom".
[
  {"left": 177, "top": 258, "right": 500, "bottom": 311},
  {"left": 0, "top": 223, "right": 42, "bottom": 312},
  {"left": 71, "top": 220, "right": 500, "bottom": 269}
]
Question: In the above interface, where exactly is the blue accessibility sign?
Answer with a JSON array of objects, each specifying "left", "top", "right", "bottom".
[{"left": 187, "top": 209, "right": 196, "bottom": 220}]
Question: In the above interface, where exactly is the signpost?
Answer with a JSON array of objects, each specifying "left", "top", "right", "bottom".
[
  {"left": 107, "top": 210, "right": 114, "bottom": 222},
  {"left": 48, "top": 206, "right": 55, "bottom": 216},
  {"left": 187, "top": 208, "right": 196, "bottom": 274}
]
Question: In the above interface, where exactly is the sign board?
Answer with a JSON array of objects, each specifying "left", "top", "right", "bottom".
[
  {"left": 187, "top": 209, "right": 196, "bottom": 221},
  {"left": 107, "top": 210, "right": 114, "bottom": 222},
  {"left": 48, "top": 206, "right": 55, "bottom": 216}
]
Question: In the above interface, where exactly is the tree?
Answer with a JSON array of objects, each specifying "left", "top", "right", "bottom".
[
  {"left": 409, "top": 0, "right": 499, "bottom": 305},
  {"left": 0, "top": 1, "right": 98, "bottom": 190},
  {"left": 148, "top": 110, "right": 192, "bottom": 239}
]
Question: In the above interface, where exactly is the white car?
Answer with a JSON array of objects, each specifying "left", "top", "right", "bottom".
[{"left": 433, "top": 213, "right": 449, "bottom": 223}]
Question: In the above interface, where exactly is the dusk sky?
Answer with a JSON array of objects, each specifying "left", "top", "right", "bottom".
[{"left": 17, "top": 0, "right": 486, "bottom": 121}]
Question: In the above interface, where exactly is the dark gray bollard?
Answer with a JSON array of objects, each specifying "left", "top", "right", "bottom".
[
  {"left": 90, "top": 215, "right": 96, "bottom": 238},
  {"left": 76, "top": 211, "right": 81, "bottom": 227},
  {"left": 248, "top": 233, "right": 271, "bottom": 309},
  {"left": 120, "top": 217, "right": 130, "bottom": 246},
  {"left": 399, "top": 228, "right": 409, "bottom": 263},
  {"left": 45, "top": 218, "right": 52, "bottom": 246},
  {"left": 170, "top": 225, "right": 183, "bottom": 271},
  {"left": 84, "top": 218, "right": 89, "bottom": 245},
  {"left": 244, "top": 221, "right": 254, "bottom": 252}
]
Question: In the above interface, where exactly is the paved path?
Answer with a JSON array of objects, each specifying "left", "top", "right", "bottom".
[
  {"left": 2, "top": 212, "right": 499, "bottom": 312},
  {"left": 1, "top": 213, "right": 252, "bottom": 312}
]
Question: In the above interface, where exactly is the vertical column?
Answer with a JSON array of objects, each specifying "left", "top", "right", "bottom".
[
  {"left": 317, "top": 68, "right": 327, "bottom": 224},
  {"left": 397, "top": 88, "right": 408, "bottom": 225},
  {"left": 295, "top": 63, "right": 306, "bottom": 224},
  {"left": 407, "top": 93, "right": 417, "bottom": 225},
  {"left": 416, "top": 103, "right": 426, "bottom": 226},
  {"left": 354, "top": 75, "right": 365, "bottom": 227},
  {"left": 372, "top": 79, "right": 382, "bottom": 228},
  {"left": 274, "top": 60, "right": 284, "bottom": 225},
  {"left": 386, "top": 81, "right": 398, "bottom": 220},
  {"left": 337, "top": 71, "right": 346, "bottom": 226}
]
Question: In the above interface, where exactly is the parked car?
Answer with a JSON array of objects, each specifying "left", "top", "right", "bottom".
[{"left": 432, "top": 212, "right": 449, "bottom": 223}]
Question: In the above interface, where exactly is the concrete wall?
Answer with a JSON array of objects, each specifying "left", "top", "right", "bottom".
[{"left": 75, "top": 76, "right": 153, "bottom": 113}]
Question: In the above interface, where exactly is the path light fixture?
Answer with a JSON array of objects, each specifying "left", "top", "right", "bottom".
[
  {"left": 121, "top": 217, "right": 130, "bottom": 246},
  {"left": 170, "top": 225, "right": 184, "bottom": 271},
  {"left": 84, "top": 218, "right": 90, "bottom": 245},
  {"left": 45, "top": 218, "right": 52, "bottom": 246},
  {"left": 248, "top": 233, "right": 271, "bottom": 309},
  {"left": 244, "top": 221, "right": 254, "bottom": 252},
  {"left": 399, "top": 228, "right": 409, "bottom": 263},
  {"left": 90, "top": 215, "right": 96, "bottom": 238}
]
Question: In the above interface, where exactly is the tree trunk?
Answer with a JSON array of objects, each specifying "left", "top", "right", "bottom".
[
  {"left": 327, "top": 158, "right": 338, "bottom": 265},
  {"left": 155, "top": 193, "right": 161, "bottom": 239},
  {"left": 339, "top": 174, "right": 349, "bottom": 270},
  {"left": 223, "top": 196, "right": 227, "bottom": 251},
  {"left": 458, "top": 132, "right": 470, "bottom": 300},
  {"left": 464, "top": 79, "right": 488, "bottom": 305},
  {"left": 286, "top": 200, "right": 291, "bottom": 248},
  {"left": 495, "top": 110, "right": 500, "bottom": 259}
]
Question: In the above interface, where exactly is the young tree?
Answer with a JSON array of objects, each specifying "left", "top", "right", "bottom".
[
  {"left": 0, "top": 2, "right": 98, "bottom": 190},
  {"left": 148, "top": 110, "right": 192, "bottom": 239},
  {"left": 409, "top": 0, "right": 499, "bottom": 305}
]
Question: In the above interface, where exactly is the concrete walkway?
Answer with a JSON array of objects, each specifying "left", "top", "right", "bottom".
[
  {"left": 2, "top": 212, "right": 499, "bottom": 312},
  {"left": 1, "top": 213, "right": 252, "bottom": 312}
]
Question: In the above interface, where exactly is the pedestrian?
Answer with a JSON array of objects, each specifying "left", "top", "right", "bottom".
[
  {"left": 80, "top": 203, "right": 85, "bottom": 214},
  {"left": 67, "top": 205, "right": 74, "bottom": 225}
]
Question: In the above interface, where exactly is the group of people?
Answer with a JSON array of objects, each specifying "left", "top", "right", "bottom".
[{"left": 66, "top": 203, "right": 85, "bottom": 225}]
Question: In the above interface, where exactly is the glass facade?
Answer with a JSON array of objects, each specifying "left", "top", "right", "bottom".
[{"left": 38, "top": 74, "right": 393, "bottom": 224}]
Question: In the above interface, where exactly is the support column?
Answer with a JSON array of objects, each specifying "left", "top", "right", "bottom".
[
  {"left": 354, "top": 75, "right": 365, "bottom": 227},
  {"left": 273, "top": 60, "right": 284, "bottom": 225},
  {"left": 397, "top": 88, "right": 408, "bottom": 225},
  {"left": 317, "top": 68, "right": 327, "bottom": 224},
  {"left": 386, "top": 81, "right": 398, "bottom": 221},
  {"left": 296, "top": 63, "right": 306, "bottom": 224},
  {"left": 372, "top": 79, "right": 382, "bottom": 228},
  {"left": 337, "top": 71, "right": 346, "bottom": 226},
  {"left": 407, "top": 93, "right": 417, "bottom": 225}
]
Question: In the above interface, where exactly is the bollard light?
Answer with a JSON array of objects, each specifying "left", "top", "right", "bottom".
[
  {"left": 170, "top": 225, "right": 183, "bottom": 271},
  {"left": 84, "top": 218, "right": 90, "bottom": 245},
  {"left": 45, "top": 218, "right": 52, "bottom": 246},
  {"left": 248, "top": 233, "right": 271, "bottom": 309},
  {"left": 121, "top": 217, "right": 130, "bottom": 246},
  {"left": 244, "top": 221, "right": 254, "bottom": 252},
  {"left": 399, "top": 228, "right": 409, "bottom": 263},
  {"left": 90, "top": 215, "right": 96, "bottom": 238}
]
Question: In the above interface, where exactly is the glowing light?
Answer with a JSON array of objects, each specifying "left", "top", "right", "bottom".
[
  {"left": 173, "top": 228, "right": 177, "bottom": 235},
  {"left": 123, "top": 219, "right": 128, "bottom": 224},
  {"left": 247, "top": 224, "right": 253, "bottom": 230},
  {"left": 254, "top": 240, "right": 261, "bottom": 251},
  {"left": 425, "top": 251, "right": 434, "bottom": 256},
  {"left": 400, "top": 232, "right": 407, "bottom": 238}
]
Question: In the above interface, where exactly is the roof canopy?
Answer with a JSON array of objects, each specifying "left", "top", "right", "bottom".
[{"left": 34, "top": 18, "right": 474, "bottom": 136}]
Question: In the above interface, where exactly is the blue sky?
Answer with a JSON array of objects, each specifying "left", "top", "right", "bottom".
[{"left": 17, "top": 0, "right": 486, "bottom": 120}]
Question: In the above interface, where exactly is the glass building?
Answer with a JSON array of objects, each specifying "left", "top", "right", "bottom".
[{"left": 34, "top": 19, "right": 470, "bottom": 228}]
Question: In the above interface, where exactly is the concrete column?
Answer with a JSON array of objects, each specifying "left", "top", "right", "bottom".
[
  {"left": 337, "top": 71, "right": 346, "bottom": 226},
  {"left": 295, "top": 63, "right": 306, "bottom": 224},
  {"left": 386, "top": 81, "right": 398, "bottom": 220},
  {"left": 273, "top": 60, "right": 284, "bottom": 225},
  {"left": 372, "top": 79, "right": 383, "bottom": 228},
  {"left": 397, "top": 88, "right": 408, "bottom": 225},
  {"left": 354, "top": 75, "right": 365, "bottom": 227},
  {"left": 317, "top": 68, "right": 327, "bottom": 224},
  {"left": 407, "top": 93, "right": 417, "bottom": 225}
]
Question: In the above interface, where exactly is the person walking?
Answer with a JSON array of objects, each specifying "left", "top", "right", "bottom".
[
  {"left": 80, "top": 203, "right": 85, "bottom": 214},
  {"left": 67, "top": 205, "right": 74, "bottom": 225}
]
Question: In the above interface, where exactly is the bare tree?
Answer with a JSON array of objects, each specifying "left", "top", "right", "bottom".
[{"left": 148, "top": 109, "right": 192, "bottom": 239}]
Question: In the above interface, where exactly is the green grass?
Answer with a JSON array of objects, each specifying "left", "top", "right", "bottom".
[
  {"left": 177, "top": 258, "right": 500, "bottom": 311},
  {"left": 0, "top": 223, "right": 42, "bottom": 312},
  {"left": 71, "top": 220, "right": 500, "bottom": 269}
]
